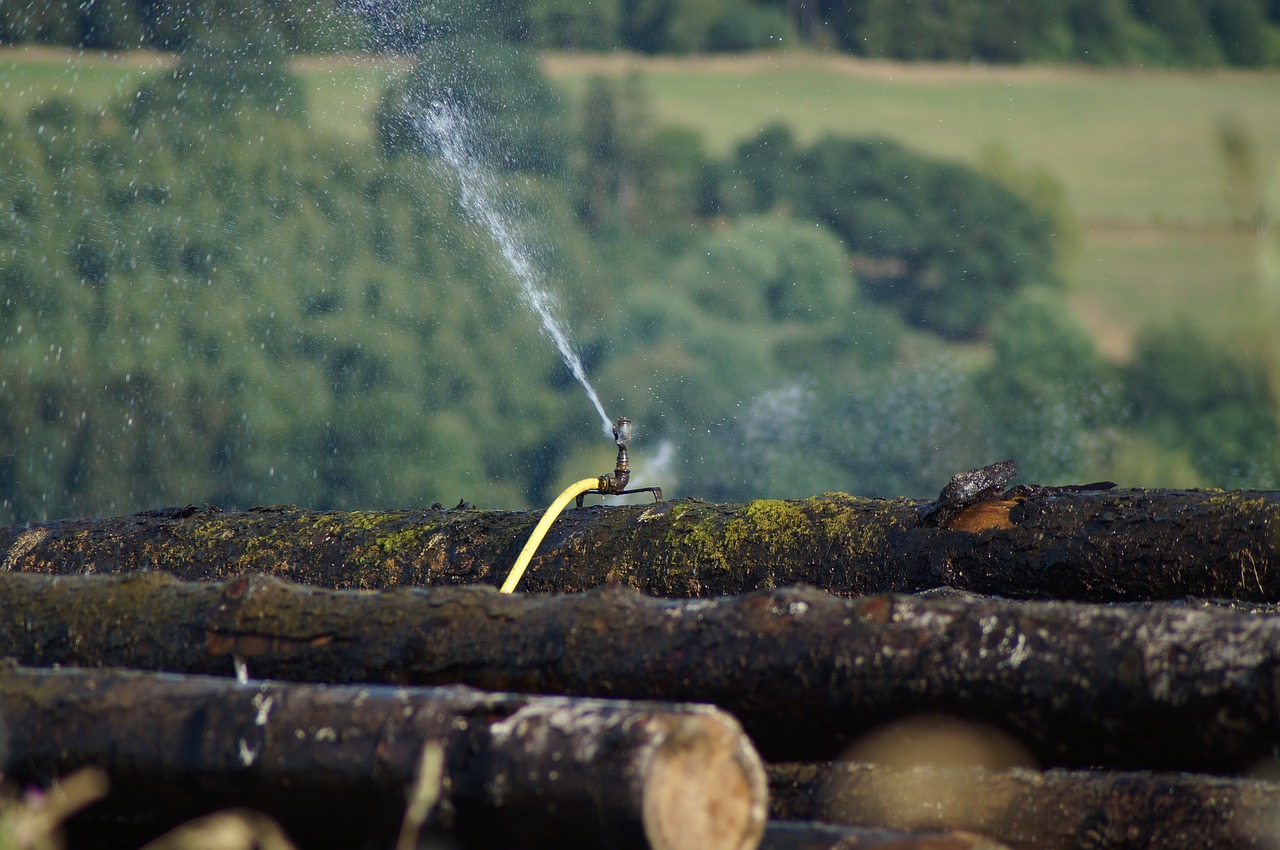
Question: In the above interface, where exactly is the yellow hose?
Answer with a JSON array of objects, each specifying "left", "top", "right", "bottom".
[{"left": 499, "top": 477, "right": 601, "bottom": 594}]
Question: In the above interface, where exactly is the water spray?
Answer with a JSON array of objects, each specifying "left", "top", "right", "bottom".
[
  {"left": 500, "top": 416, "right": 663, "bottom": 593},
  {"left": 415, "top": 100, "right": 614, "bottom": 435}
]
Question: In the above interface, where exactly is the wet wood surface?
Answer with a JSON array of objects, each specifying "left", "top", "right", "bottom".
[
  {"left": 767, "top": 762, "right": 1280, "bottom": 850},
  {"left": 760, "top": 822, "right": 1010, "bottom": 850},
  {"left": 8, "top": 485, "right": 1280, "bottom": 848},
  {"left": 3, "top": 489, "right": 1277, "bottom": 601},
  {"left": 0, "top": 666, "right": 767, "bottom": 850},
  {"left": 4, "top": 571, "right": 1280, "bottom": 770}
]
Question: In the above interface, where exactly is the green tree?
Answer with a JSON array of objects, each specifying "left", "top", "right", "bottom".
[
  {"left": 618, "top": 0, "right": 680, "bottom": 53},
  {"left": 1130, "top": 0, "right": 1223, "bottom": 64},
  {"left": 852, "top": 0, "right": 984, "bottom": 61},
  {"left": 791, "top": 134, "right": 1058, "bottom": 340},
  {"left": 704, "top": 2, "right": 792, "bottom": 51},
  {"left": 78, "top": 0, "right": 149, "bottom": 49},
  {"left": 669, "top": 214, "right": 854, "bottom": 324},
  {"left": 0, "top": 0, "right": 83, "bottom": 44},
  {"left": 1205, "top": 0, "right": 1272, "bottom": 64},
  {"left": 593, "top": 213, "right": 900, "bottom": 501},
  {"left": 1125, "top": 320, "right": 1280, "bottom": 487},
  {"left": 976, "top": 288, "right": 1119, "bottom": 482},
  {"left": 0, "top": 74, "right": 604, "bottom": 522},
  {"left": 526, "top": 0, "right": 621, "bottom": 48},
  {"left": 570, "top": 74, "right": 715, "bottom": 241},
  {"left": 976, "top": 143, "right": 1080, "bottom": 272},
  {"left": 725, "top": 123, "right": 801, "bottom": 215},
  {"left": 0, "top": 0, "right": 365, "bottom": 51},
  {"left": 815, "top": 357, "right": 993, "bottom": 499}
]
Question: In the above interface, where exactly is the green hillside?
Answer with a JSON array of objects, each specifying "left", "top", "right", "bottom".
[
  {"left": 545, "top": 53, "right": 1280, "bottom": 226},
  {"left": 1, "top": 46, "right": 1277, "bottom": 521}
]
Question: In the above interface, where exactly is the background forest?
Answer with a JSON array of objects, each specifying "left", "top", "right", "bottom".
[
  {"left": 5, "top": 0, "right": 1280, "bottom": 66},
  {"left": 1, "top": 0, "right": 1279, "bottom": 522}
]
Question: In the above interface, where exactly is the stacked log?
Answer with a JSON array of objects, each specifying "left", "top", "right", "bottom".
[
  {"left": 4, "top": 486, "right": 1280, "bottom": 848},
  {"left": 768, "top": 762, "right": 1280, "bottom": 850},
  {"left": 2, "top": 488, "right": 1277, "bottom": 601},
  {"left": 3, "top": 572, "right": 1280, "bottom": 770},
  {"left": 0, "top": 666, "right": 766, "bottom": 850}
]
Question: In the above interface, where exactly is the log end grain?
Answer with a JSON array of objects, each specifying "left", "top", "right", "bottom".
[{"left": 642, "top": 712, "right": 769, "bottom": 850}]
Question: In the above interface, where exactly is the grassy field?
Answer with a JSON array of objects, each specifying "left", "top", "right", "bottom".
[
  {"left": 1070, "top": 223, "right": 1265, "bottom": 357},
  {"left": 3, "top": 46, "right": 1276, "bottom": 357},
  {"left": 0, "top": 46, "right": 173, "bottom": 116},
  {"left": 543, "top": 53, "right": 1280, "bottom": 226},
  {"left": 541, "top": 53, "right": 1280, "bottom": 357}
]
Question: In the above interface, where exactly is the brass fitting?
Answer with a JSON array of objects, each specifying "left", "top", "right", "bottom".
[{"left": 597, "top": 416, "right": 632, "bottom": 494}]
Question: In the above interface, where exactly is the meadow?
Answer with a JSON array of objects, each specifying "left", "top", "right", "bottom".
[
  {"left": 540, "top": 53, "right": 1280, "bottom": 360},
  {"left": 3, "top": 46, "right": 1277, "bottom": 358}
]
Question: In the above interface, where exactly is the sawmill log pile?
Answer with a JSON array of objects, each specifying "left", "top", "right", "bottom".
[{"left": 3, "top": 484, "right": 1280, "bottom": 848}]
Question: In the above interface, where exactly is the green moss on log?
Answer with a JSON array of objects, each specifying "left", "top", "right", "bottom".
[{"left": 5, "top": 489, "right": 1280, "bottom": 601}]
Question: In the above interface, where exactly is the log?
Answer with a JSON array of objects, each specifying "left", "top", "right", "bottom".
[
  {"left": 767, "top": 762, "right": 1280, "bottom": 850},
  {"left": 0, "top": 666, "right": 768, "bottom": 850},
  {"left": 760, "top": 822, "right": 1009, "bottom": 850},
  {"left": 4, "top": 572, "right": 1280, "bottom": 770},
  {"left": 2, "top": 489, "right": 1279, "bottom": 601}
]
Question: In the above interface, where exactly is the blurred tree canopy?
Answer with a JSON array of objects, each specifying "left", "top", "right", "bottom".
[
  {"left": 3, "top": 0, "right": 1279, "bottom": 65},
  {"left": 2, "top": 8, "right": 1278, "bottom": 523},
  {"left": 0, "top": 81, "right": 588, "bottom": 520},
  {"left": 0, "top": 0, "right": 369, "bottom": 52},
  {"left": 1125, "top": 320, "right": 1280, "bottom": 487},
  {"left": 570, "top": 74, "right": 717, "bottom": 243},
  {"left": 724, "top": 127, "right": 1059, "bottom": 340},
  {"left": 976, "top": 287, "right": 1120, "bottom": 480}
]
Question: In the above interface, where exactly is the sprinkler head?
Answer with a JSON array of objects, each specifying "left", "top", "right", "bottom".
[
  {"left": 580, "top": 415, "right": 663, "bottom": 505},
  {"left": 613, "top": 416, "right": 633, "bottom": 448}
]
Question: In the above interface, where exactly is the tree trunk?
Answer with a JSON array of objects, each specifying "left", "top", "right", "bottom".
[
  {"left": 4, "top": 571, "right": 1279, "bottom": 771},
  {"left": 2, "top": 489, "right": 1277, "bottom": 602},
  {"left": 0, "top": 666, "right": 767, "bottom": 850},
  {"left": 767, "top": 762, "right": 1280, "bottom": 850}
]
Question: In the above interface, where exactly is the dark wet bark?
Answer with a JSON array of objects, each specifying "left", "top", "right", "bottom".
[
  {"left": 761, "top": 822, "right": 1008, "bottom": 850},
  {"left": 767, "top": 762, "right": 1280, "bottom": 850},
  {"left": 4, "top": 571, "right": 1280, "bottom": 771},
  {"left": 0, "top": 667, "right": 766, "bottom": 850},
  {"left": 3, "top": 489, "right": 1278, "bottom": 602}
]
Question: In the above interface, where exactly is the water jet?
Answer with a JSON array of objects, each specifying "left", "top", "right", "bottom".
[{"left": 414, "top": 97, "right": 614, "bottom": 437}]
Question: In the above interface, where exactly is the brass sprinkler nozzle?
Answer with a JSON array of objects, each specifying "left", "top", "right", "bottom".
[
  {"left": 578, "top": 416, "right": 663, "bottom": 505},
  {"left": 613, "top": 416, "right": 633, "bottom": 448},
  {"left": 599, "top": 416, "right": 632, "bottom": 494}
]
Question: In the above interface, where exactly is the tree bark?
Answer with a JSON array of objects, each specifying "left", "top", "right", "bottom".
[
  {"left": 760, "top": 822, "right": 1008, "bottom": 850},
  {"left": 767, "top": 762, "right": 1280, "bottom": 850},
  {"left": 2, "top": 489, "right": 1278, "bottom": 602},
  {"left": 4, "top": 571, "right": 1280, "bottom": 771},
  {"left": 0, "top": 666, "right": 767, "bottom": 850}
]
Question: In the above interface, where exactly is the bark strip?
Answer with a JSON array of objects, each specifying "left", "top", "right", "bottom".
[
  {"left": 0, "top": 667, "right": 767, "bottom": 850},
  {"left": 2, "top": 488, "right": 1279, "bottom": 601},
  {"left": 767, "top": 762, "right": 1280, "bottom": 850},
  {"left": 4, "top": 571, "right": 1280, "bottom": 770}
]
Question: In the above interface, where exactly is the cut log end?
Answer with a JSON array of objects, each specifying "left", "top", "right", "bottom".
[{"left": 643, "top": 714, "right": 768, "bottom": 850}]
